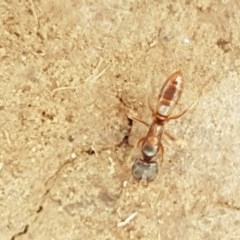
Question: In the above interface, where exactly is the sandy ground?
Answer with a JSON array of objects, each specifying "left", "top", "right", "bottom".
[{"left": 1, "top": 0, "right": 240, "bottom": 239}]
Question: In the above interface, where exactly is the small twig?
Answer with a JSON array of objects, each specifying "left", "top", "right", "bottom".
[
  {"left": 0, "top": 162, "right": 3, "bottom": 172},
  {"left": 52, "top": 86, "right": 81, "bottom": 93},
  {"left": 3, "top": 129, "right": 11, "bottom": 146},
  {"left": 108, "top": 157, "right": 115, "bottom": 175},
  {"left": 29, "top": 0, "right": 39, "bottom": 28},
  {"left": 52, "top": 58, "right": 110, "bottom": 93},
  {"left": 117, "top": 212, "right": 138, "bottom": 227},
  {"left": 85, "top": 58, "right": 110, "bottom": 83}
]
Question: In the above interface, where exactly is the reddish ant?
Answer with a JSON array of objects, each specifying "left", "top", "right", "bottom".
[{"left": 132, "top": 71, "right": 193, "bottom": 182}]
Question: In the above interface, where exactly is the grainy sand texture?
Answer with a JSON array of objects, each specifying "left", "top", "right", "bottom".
[{"left": 1, "top": 1, "right": 240, "bottom": 239}]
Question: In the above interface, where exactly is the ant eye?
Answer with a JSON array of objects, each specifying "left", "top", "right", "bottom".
[{"left": 132, "top": 159, "right": 158, "bottom": 182}]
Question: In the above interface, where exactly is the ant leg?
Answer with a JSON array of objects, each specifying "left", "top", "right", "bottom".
[
  {"left": 159, "top": 143, "right": 164, "bottom": 166},
  {"left": 167, "top": 97, "right": 199, "bottom": 121},
  {"left": 164, "top": 131, "right": 176, "bottom": 141},
  {"left": 128, "top": 96, "right": 156, "bottom": 126},
  {"left": 167, "top": 78, "right": 211, "bottom": 121},
  {"left": 128, "top": 116, "right": 149, "bottom": 127},
  {"left": 147, "top": 97, "right": 155, "bottom": 114},
  {"left": 137, "top": 136, "right": 145, "bottom": 147}
]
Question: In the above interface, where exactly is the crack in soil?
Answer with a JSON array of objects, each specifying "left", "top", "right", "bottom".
[
  {"left": 11, "top": 225, "right": 29, "bottom": 240},
  {"left": 9, "top": 117, "right": 132, "bottom": 239}
]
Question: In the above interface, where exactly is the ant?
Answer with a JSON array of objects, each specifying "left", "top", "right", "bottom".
[{"left": 132, "top": 71, "right": 196, "bottom": 183}]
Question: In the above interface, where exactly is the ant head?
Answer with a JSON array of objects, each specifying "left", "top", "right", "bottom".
[{"left": 132, "top": 158, "right": 158, "bottom": 182}]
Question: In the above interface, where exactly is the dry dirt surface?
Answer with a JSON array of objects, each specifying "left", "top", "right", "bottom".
[{"left": 1, "top": 1, "right": 240, "bottom": 240}]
